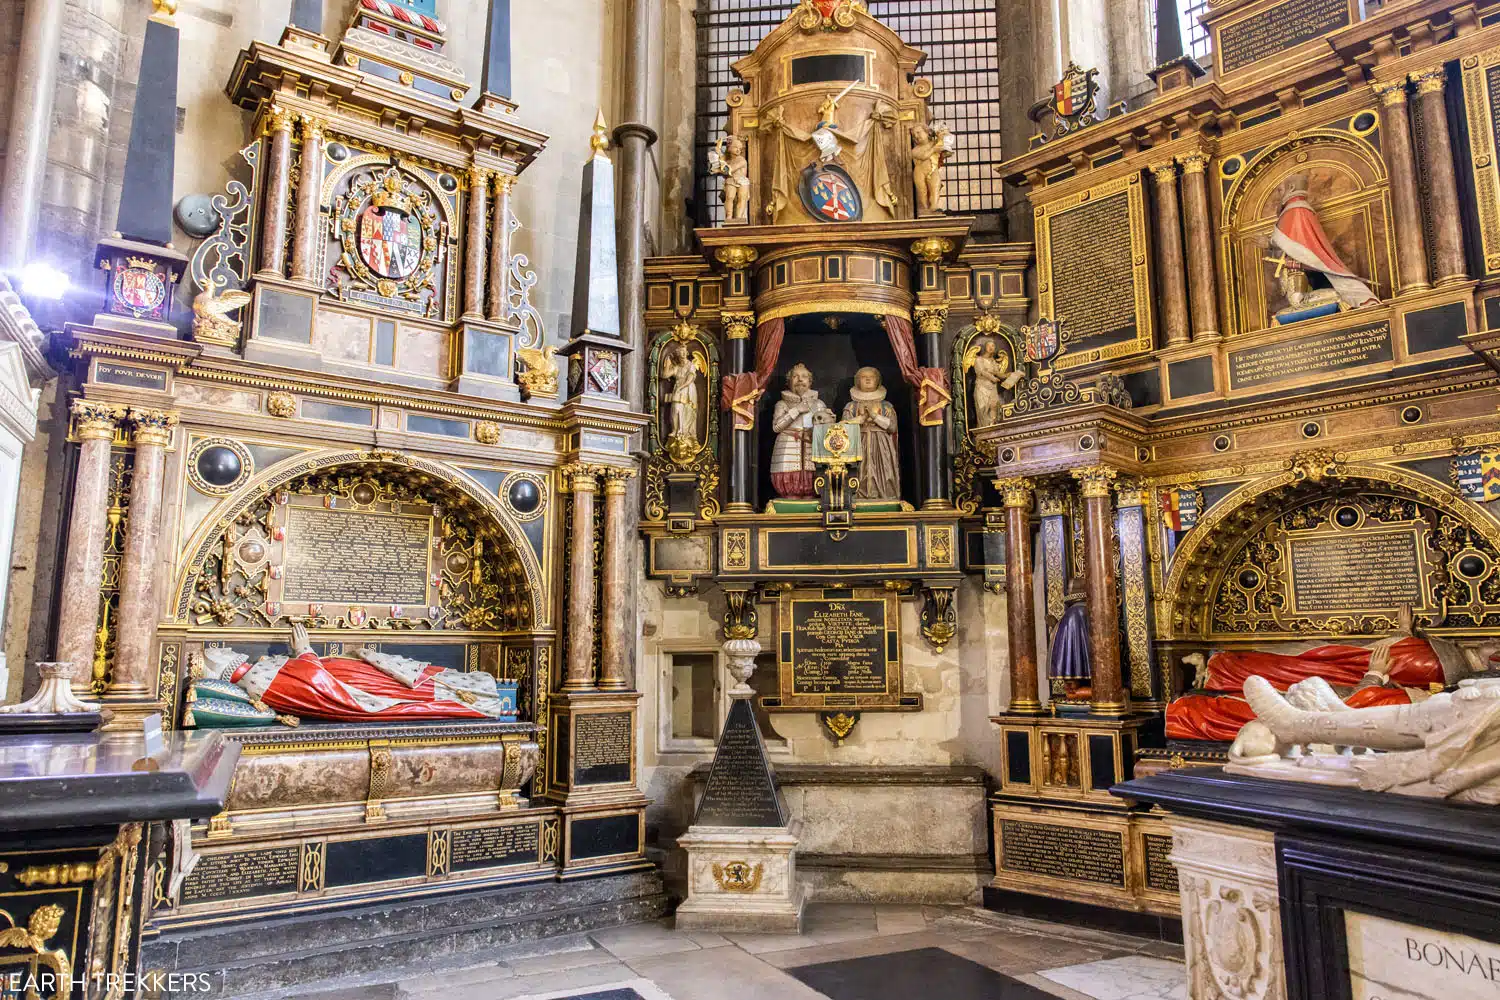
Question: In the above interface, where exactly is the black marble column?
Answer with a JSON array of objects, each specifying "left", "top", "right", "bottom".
[
  {"left": 915, "top": 305, "right": 949, "bottom": 508},
  {"left": 724, "top": 313, "right": 753, "bottom": 512}
]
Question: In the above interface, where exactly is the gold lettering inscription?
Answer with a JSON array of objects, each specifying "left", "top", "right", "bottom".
[
  {"left": 1000, "top": 821, "right": 1125, "bottom": 887},
  {"left": 791, "top": 600, "right": 888, "bottom": 695},
  {"left": 1143, "top": 834, "right": 1180, "bottom": 894},
  {"left": 1219, "top": 0, "right": 1349, "bottom": 74},
  {"left": 179, "top": 846, "right": 300, "bottom": 902},
  {"left": 1229, "top": 323, "right": 1392, "bottom": 390},
  {"left": 282, "top": 506, "right": 432, "bottom": 604},
  {"left": 1289, "top": 530, "right": 1424, "bottom": 614},
  {"left": 575, "top": 713, "right": 633, "bottom": 772},
  {"left": 450, "top": 824, "right": 540, "bottom": 869},
  {"left": 1048, "top": 192, "right": 1138, "bottom": 348}
]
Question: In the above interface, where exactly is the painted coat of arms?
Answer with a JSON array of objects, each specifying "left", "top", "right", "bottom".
[
  {"left": 798, "top": 163, "right": 863, "bottom": 223},
  {"left": 358, "top": 205, "right": 422, "bottom": 279},
  {"left": 1048, "top": 62, "right": 1099, "bottom": 136},
  {"left": 1022, "top": 317, "right": 1063, "bottom": 367},
  {"left": 113, "top": 263, "right": 167, "bottom": 315}
]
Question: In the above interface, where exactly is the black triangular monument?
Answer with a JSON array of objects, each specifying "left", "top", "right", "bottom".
[{"left": 694, "top": 698, "right": 786, "bottom": 827}]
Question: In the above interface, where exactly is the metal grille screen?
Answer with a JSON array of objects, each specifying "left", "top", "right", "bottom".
[{"left": 694, "top": 1, "right": 1002, "bottom": 225}]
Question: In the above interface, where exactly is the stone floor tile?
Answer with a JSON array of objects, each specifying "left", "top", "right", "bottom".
[
  {"left": 286, "top": 986, "right": 399, "bottom": 1000},
  {"left": 627, "top": 940, "right": 828, "bottom": 1000},
  {"left": 678, "top": 929, "right": 733, "bottom": 949},
  {"left": 508, "top": 977, "right": 676, "bottom": 1000},
  {"left": 394, "top": 961, "right": 513, "bottom": 992},
  {"left": 1038, "top": 955, "right": 1188, "bottom": 1000},
  {"left": 757, "top": 930, "right": 948, "bottom": 969},
  {"left": 1014, "top": 972, "right": 1097, "bottom": 999},
  {"left": 506, "top": 943, "right": 618, "bottom": 975},
  {"left": 939, "top": 932, "right": 1125, "bottom": 977},
  {"left": 804, "top": 903, "right": 876, "bottom": 927},
  {"left": 873, "top": 906, "right": 930, "bottom": 936},
  {"left": 723, "top": 931, "right": 825, "bottom": 955},
  {"left": 590, "top": 921, "right": 705, "bottom": 960},
  {"left": 446, "top": 961, "right": 636, "bottom": 1000}
]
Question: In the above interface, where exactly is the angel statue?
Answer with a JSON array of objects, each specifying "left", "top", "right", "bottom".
[
  {"left": 963, "top": 338, "right": 1023, "bottom": 428},
  {"left": 910, "top": 122, "right": 954, "bottom": 216},
  {"left": 707, "top": 134, "right": 751, "bottom": 225},
  {"left": 661, "top": 341, "right": 707, "bottom": 461}
]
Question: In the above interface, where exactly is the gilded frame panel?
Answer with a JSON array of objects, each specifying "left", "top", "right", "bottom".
[{"left": 1460, "top": 46, "right": 1500, "bottom": 275}]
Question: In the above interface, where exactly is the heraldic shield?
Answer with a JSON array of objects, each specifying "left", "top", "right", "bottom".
[
  {"left": 358, "top": 204, "right": 422, "bottom": 279},
  {"left": 798, "top": 163, "right": 863, "bottom": 223}
]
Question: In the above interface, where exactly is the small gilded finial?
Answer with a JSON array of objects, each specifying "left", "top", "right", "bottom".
[
  {"left": 590, "top": 110, "right": 611, "bottom": 159},
  {"left": 150, "top": 0, "right": 178, "bottom": 23}
]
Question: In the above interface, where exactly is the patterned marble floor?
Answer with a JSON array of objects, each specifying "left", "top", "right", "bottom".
[{"left": 278, "top": 904, "right": 1186, "bottom": 1000}]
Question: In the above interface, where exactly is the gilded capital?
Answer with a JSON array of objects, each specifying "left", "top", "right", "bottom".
[
  {"left": 1072, "top": 465, "right": 1119, "bottom": 498},
  {"left": 715, "top": 245, "right": 759, "bottom": 271},
  {"left": 494, "top": 174, "right": 518, "bottom": 196},
  {"left": 468, "top": 165, "right": 491, "bottom": 188},
  {"left": 1037, "top": 489, "right": 1069, "bottom": 518},
  {"left": 995, "top": 476, "right": 1034, "bottom": 509},
  {"left": 563, "top": 463, "right": 601, "bottom": 494},
  {"left": 299, "top": 113, "right": 325, "bottom": 140},
  {"left": 914, "top": 304, "right": 949, "bottom": 335},
  {"left": 128, "top": 408, "right": 178, "bottom": 448},
  {"left": 1114, "top": 479, "right": 1148, "bottom": 508},
  {"left": 601, "top": 466, "right": 637, "bottom": 495},
  {"left": 1411, "top": 67, "right": 1446, "bottom": 94},
  {"left": 1176, "top": 152, "right": 1210, "bottom": 175},
  {"left": 1373, "top": 79, "right": 1409, "bottom": 106},
  {"left": 265, "top": 105, "right": 296, "bottom": 135},
  {"left": 910, "top": 236, "right": 954, "bottom": 263},
  {"left": 1149, "top": 161, "right": 1178, "bottom": 184},
  {"left": 722, "top": 310, "right": 756, "bottom": 340},
  {"left": 71, "top": 400, "right": 121, "bottom": 441}
]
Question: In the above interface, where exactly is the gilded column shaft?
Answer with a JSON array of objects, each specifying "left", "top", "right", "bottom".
[
  {"left": 598, "top": 469, "right": 634, "bottom": 690},
  {"left": 56, "top": 402, "right": 121, "bottom": 695},
  {"left": 464, "top": 167, "right": 489, "bottom": 318},
  {"left": 1075, "top": 468, "right": 1126, "bottom": 715},
  {"left": 1151, "top": 164, "right": 1191, "bottom": 346},
  {"left": 487, "top": 175, "right": 514, "bottom": 323},
  {"left": 1413, "top": 68, "right": 1468, "bottom": 285},
  {"left": 564, "top": 466, "right": 599, "bottom": 691},
  {"left": 1178, "top": 154, "right": 1220, "bottom": 340},
  {"left": 1376, "top": 81, "right": 1431, "bottom": 292},
  {"left": 289, "top": 115, "right": 325, "bottom": 283},
  {"left": 997, "top": 478, "right": 1041, "bottom": 714},
  {"left": 259, "top": 108, "right": 295, "bottom": 277},
  {"left": 109, "top": 410, "right": 177, "bottom": 698}
]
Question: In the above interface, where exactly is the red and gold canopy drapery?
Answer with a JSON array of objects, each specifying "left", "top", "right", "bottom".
[{"left": 718, "top": 314, "right": 950, "bottom": 429}]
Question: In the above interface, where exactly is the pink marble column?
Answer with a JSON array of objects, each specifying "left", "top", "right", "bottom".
[
  {"left": 564, "top": 464, "right": 599, "bottom": 691},
  {"left": 258, "top": 105, "right": 296, "bottom": 278},
  {"left": 56, "top": 400, "right": 121, "bottom": 696},
  {"left": 598, "top": 467, "right": 635, "bottom": 691},
  {"left": 487, "top": 175, "right": 515, "bottom": 322},
  {"left": 1151, "top": 162, "right": 1191, "bottom": 346},
  {"left": 1375, "top": 79, "right": 1431, "bottom": 293},
  {"left": 289, "top": 113, "right": 325, "bottom": 284},
  {"left": 463, "top": 166, "right": 489, "bottom": 319},
  {"left": 996, "top": 477, "right": 1041, "bottom": 714},
  {"left": 1412, "top": 67, "right": 1468, "bottom": 286},
  {"left": 1178, "top": 153, "right": 1220, "bottom": 340},
  {"left": 107, "top": 409, "right": 177, "bottom": 700}
]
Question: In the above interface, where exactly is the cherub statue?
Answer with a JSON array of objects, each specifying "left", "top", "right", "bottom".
[
  {"left": 910, "top": 122, "right": 953, "bottom": 216},
  {"left": 708, "top": 134, "right": 751, "bottom": 225}
]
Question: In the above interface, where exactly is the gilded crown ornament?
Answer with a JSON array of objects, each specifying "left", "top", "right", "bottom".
[{"left": 371, "top": 169, "right": 414, "bottom": 213}]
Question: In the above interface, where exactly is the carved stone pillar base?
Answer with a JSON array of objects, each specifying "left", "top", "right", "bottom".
[{"left": 675, "top": 824, "right": 805, "bottom": 934}]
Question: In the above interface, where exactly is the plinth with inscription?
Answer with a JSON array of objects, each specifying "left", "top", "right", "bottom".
[{"left": 676, "top": 640, "right": 806, "bottom": 933}]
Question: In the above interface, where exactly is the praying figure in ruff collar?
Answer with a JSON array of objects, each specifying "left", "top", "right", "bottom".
[
  {"left": 843, "top": 367, "right": 901, "bottom": 501},
  {"left": 771, "top": 363, "right": 835, "bottom": 499}
]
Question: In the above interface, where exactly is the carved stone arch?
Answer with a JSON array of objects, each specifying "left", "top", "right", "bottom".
[
  {"left": 1220, "top": 128, "right": 1396, "bottom": 336},
  {"left": 1160, "top": 461, "right": 1500, "bottom": 642},
  {"left": 172, "top": 448, "right": 550, "bottom": 631}
]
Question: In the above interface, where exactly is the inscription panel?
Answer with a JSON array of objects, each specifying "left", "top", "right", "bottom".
[
  {"left": 180, "top": 846, "right": 300, "bottom": 903},
  {"left": 695, "top": 699, "right": 785, "bottom": 827},
  {"left": 574, "top": 712, "right": 633, "bottom": 785},
  {"left": 1048, "top": 192, "right": 1137, "bottom": 352},
  {"left": 282, "top": 506, "right": 432, "bottom": 605},
  {"left": 451, "top": 823, "right": 541, "bottom": 871},
  {"left": 1143, "top": 834, "right": 1180, "bottom": 894},
  {"left": 1288, "top": 529, "right": 1423, "bottom": 613},
  {"left": 94, "top": 361, "right": 168, "bottom": 391},
  {"left": 1228, "top": 322, "right": 1392, "bottom": 390},
  {"left": 999, "top": 820, "right": 1125, "bottom": 887},
  {"left": 791, "top": 599, "right": 888, "bottom": 696},
  {"left": 1345, "top": 911, "right": 1500, "bottom": 1000},
  {"left": 1218, "top": 0, "right": 1351, "bottom": 75}
]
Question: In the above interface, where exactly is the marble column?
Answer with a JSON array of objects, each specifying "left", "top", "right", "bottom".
[
  {"left": 108, "top": 408, "right": 177, "bottom": 700},
  {"left": 0, "top": 0, "right": 63, "bottom": 268},
  {"left": 487, "top": 174, "right": 514, "bottom": 322},
  {"left": 1073, "top": 466, "right": 1127, "bottom": 716},
  {"left": 289, "top": 113, "right": 325, "bottom": 284},
  {"left": 1151, "top": 162, "right": 1191, "bottom": 346},
  {"left": 598, "top": 467, "right": 635, "bottom": 691},
  {"left": 1412, "top": 67, "right": 1468, "bottom": 286},
  {"left": 463, "top": 166, "right": 490, "bottom": 319},
  {"left": 915, "top": 304, "right": 950, "bottom": 507},
  {"left": 997, "top": 477, "right": 1041, "bottom": 714},
  {"left": 563, "top": 464, "right": 599, "bottom": 691},
  {"left": 723, "top": 310, "right": 755, "bottom": 512},
  {"left": 1177, "top": 153, "right": 1220, "bottom": 340},
  {"left": 56, "top": 400, "right": 121, "bottom": 696},
  {"left": 1375, "top": 79, "right": 1431, "bottom": 293},
  {"left": 258, "top": 105, "right": 296, "bottom": 278}
]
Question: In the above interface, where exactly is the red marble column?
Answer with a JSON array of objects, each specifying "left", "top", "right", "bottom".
[
  {"left": 997, "top": 477, "right": 1041, "bottom": 714},
  {"left": 1073, "top": 466, "right": 1128, "bottom": 716},
  {"left": 598, "top": 467, "right": 635, "bottom": 691},
  {"left": 1151, "top": 162, "right": 1191, "bottom": 346},
  {"left": 1375, "top": 79, "right": 1431, "bottom": 293},
  {"left": 564, "top": 464, "right": 600, "bottom": 691},
  {"left": 56, "top": 400, "right": 121, "bottom": 696},
  {"left": 289, "top": 113, "right": 325, "bottom": 284},
  {"left": 1178, "top": 153, "right": 1220, "bottom": 340},
  {"left": 487, "top": 174, "right": 515, "bottom": 323},
  {"left": 258, "top": 105, "right": 295, "bottom": 278},
  {"left": 1412, "top": 67, "right": 1468, "bottom": 286},
  {"left": 463, "top": 166, "right": 489, "bottom": 319},
  {"left": 107, "top": 409, "right": 176, "bottom": 701}
]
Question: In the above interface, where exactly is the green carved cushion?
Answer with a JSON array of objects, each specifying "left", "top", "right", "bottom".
[
  {"left": 193, "top": 678, "right": 253, "bottom": 704},
  {"left": 185, "top": 696, "right": 277, "bottom": 728}
]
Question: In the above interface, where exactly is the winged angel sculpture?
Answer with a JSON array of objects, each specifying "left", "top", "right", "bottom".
[{"left": 962, "top": 338, "right": 1023, "bottom": 429}]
